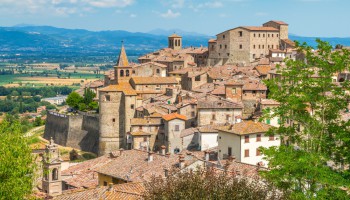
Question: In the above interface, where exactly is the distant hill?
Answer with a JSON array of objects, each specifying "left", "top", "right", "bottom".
[{"left": 0, "top": 25, "right": 349, "bottom": 57}]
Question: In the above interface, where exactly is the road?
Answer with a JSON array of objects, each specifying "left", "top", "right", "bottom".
[{"left": 25, "top": 125, "right": 45, "bottom": 137}]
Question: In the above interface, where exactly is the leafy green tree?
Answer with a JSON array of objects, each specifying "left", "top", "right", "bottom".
[
  {"left": 88, "top": 101, "right": 98, "bottom": 110},
  {"left": 83, "top": 88, "right": 96, "bottom": 105},
  {"left": 262, "top": 39, "right": 350, "bottom": 199},
  {"left": 78, "top": 103, "right": 87, "bottom": 111},
  {"left": 33, "top": 117, "right": 44, "bottom": 127},
  {"left": 0, "top": 119, "right": 36, "bottom": 199},
  {"left": 66, "top": 92, "right": 83, "bottom": 110}
]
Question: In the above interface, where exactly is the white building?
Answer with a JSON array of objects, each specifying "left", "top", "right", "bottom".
[
  {"left": 41, "top": 96, "right": 67, "bottom": 105},
  {"left": 217, "top": 120, "right": 280, "bottom": 166}
]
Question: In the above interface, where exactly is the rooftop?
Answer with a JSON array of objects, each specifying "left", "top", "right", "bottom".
[
  {"left": 217, "top": 120, "right": 272, "bottom": 135},
  {"left": 162, "top": 113, "right": 187, "bottom": 121},
  {"left": 131, "top": 77, "right": 178, "bottom": 85}
]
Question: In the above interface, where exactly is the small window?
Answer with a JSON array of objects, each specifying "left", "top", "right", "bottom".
[
  {"left": 239, "top": 44, "right": 242, "bottom": 49},
  {"left": 263, "top": 34, "right": 265, "bottom": 37},
  {"left": 212, "top": 114, "right": 216, "bottom": 120},
  {"left": 52, "top": 168, "right": 58, "bottom": 180},
  {"left": 220, "top": 44, "right": 222, "bottom": 49},
  {"left": 120, "top": 70, "right": 124, "bottom": 77},
  {"left": 227, "top": 53, "right": 229, "bottom": 56},
  {"left": 266, "top": 119, "right": 271, "bottom": 124},
  {"left": 277, "top": 34, "right": 279, "bottom": 37},
  {"left": 191, "top": 111, "right": 195, "bottom": 117},
  {"left": 195, "top": 75, "right": 201, "bottom": 81},
  {"left": 262, "top": 45, "right": 264, "bottom": 49},
  {"left": 253, "top": 45, "right": 256, "bottom": 49},
  {"left": 131, "top": 104, "right": 134, "bottom": 109},
  {"left": 228, "top": 147, "right": 232, "bottom": 156},
  {"left": 132, "top": 70, "right": 135, "bottom": 74},
  {"left": 126, "top": 70, "right": 130, "bottom": 77},
  {"left": 139, "top": 126, "right": 142, "bottom": 130},
  {"left": 245, "top": 135, "right": 249, "bottom": 143},
  {"left": 259, "top": 45, "right": 261, "bottom": 49},
  {"left": 244, "top": 149, "right": 249, "bottom": 157},
  {"left": 112, "top": 118, "right": 115, "bottom": 122},
  {"left": 232, "top": 88, "right": 236, "bottom": 94},
  {"left": 105, "top": 95, "right": 111, "bottom": 101},
  {"left": 269, "top": 134, "right": 275, "bottom": 141},
  {"left": 253, "top": 54, "right": 256, "bottom": 59},
  {"left": 272, "top": 34, "right": 274, "bottom": 37},
  {"left": 254, "top": 33, "right": 256, "bottom": 37},
  {"left": 225, "top": 44, "right": 227, "bottom": 49},
  {"left": 226, "top": 115, "right": 230, "bottom": 120},
  {"left": 271, "top": 45, "right": 274, "bottom": 49},
  {"left": 103, "top": 181, "right": 108, "bottom": 186},
  {"left": 143, "top": 136, "right": 148, "bottom": 142},
  {"left": 223, "top": 34, "right": 225, "bottom": 39},
  {"left": 175, "top": 125, "right": 180, "bottom": 131},
  {"left": 191, "top": 104, "right": 195, "bottom": 109},
  {"left": 256, "top": 148, "right": 261, "bottom": 156},
  {"left": 256, "top": 134, "right": 261, "bottom": 142},
  {"left": 268, "top": 34, "right": 270, "bottom": 37},
  {"left": 156, "top": 69, "right": 160, "bottom": 74},
  {"left": 258, "top": 34, "right": 260, "bottom": 37},
  {"left": 239, "top": 31, "right": 243, "bottom": 37}
]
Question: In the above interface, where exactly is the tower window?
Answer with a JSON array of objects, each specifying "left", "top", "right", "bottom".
[
  {"left": 112, "top": 118, "right": 115, "bottom": 122},
  {"left": 225, "top": 44, "right": 227, "bottom": 49},
  {"left": 52, "top": 168, "right": 58, "bottom": 180},
  {"left": 175, "top": 125, "right": 180, "bottom": 131},
  {"left": 239, "top": 44, "right": 242, "bottom": 49},
  {"left": 126, "top": 70, "right": 129, "bottom": 77},
  {"left": 105, "top": 95, "right": 111, "bottom": 101},
  {"left": 223, "top": 34, "right": 225, "bottom": 39},
  {"left": 220, "top": 44, "right": 222, "bottom": 49},
  {"left": 239, "top": 31, "right": 243, "bottom": 37},
  {"left": 120, "top": 70, "right": 124, "bottom": 77}
]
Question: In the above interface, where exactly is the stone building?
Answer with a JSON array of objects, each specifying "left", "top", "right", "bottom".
[
  {"left": 162, "top": 113, "right": 187, "bottom": 154},
  {"left": 181, "top": 68, "right": 209, "bottom": 91},
  {"left": 42, "top": 138, "right": 62, "bottom": 196},
  {"left": 208, "top": 20, "right": 289, "bottom": 66},
  {"left": 168, "top": 33, "right": 182, "bottom": 50}
]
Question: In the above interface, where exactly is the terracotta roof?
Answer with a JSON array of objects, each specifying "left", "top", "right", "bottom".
[
  {"left": 241, "top": 26, "right": 279, "bottom": 31},
  {"left": 258, "top": 58, "right": 270, "bottom": 65},
  {"left": 242, "top": 80, "right": 267, "bottom": 91},
  {"left": 211, "top": 86, "right": 226, "bottom": 95},
  {"left": 168, "top": 33, "right": 182, "bottom": 38},
  {"left": 53, "top": 182, "right": 145, "bottom": 200},
  {"left": 162, "top": 113, "right": 187, "bottom": 121},
  {"left": 267, "top": 20, "right": 288, "bottom": 25},
  {"left": 197, "top": 98, "right": 243, "bottom": 109},
  {"left": 136, "top": 62, "right": 167, "bottom": 68},
  {"left": 130, "top": 118, "right": 162, "bottom": 126},
  {"left": 99, "top": 82, "right": 137, "bottom": 96},
  {"left": 282, "top": 39, "right": 295, "bottom": 47},
  {"left": 95, "top": 149, "right": 199, "bottom": 182},
  {"left": 117, "top": 43, "right": 129, "bottom": 67},
  {"left": 180, "top": 127, "right": 198, "bottom": 138},
  {"left": 131, "top": 77, "right": 178, "bottom": 85},
  {"left": 208, "top": 39, "right": 217, "bottom": 43},
  {"left": 217, "top": 120, "right": 272, "bottom": 135},
  {"left": 254, "top": 65, "right": 272, "bottom": 76},
  {"left": 130, "top": 131, "right": 152, "bottom": 136},
  {"left": 61, "top": 155, "right": 112, "bottom": 189}
]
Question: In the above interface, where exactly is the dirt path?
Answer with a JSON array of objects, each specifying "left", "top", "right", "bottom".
[{"left": 25, "top": 125, "right": 45, "bottom": 137}]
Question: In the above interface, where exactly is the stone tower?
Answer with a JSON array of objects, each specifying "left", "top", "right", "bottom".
[
  {"left": 42, "top": 138, "right": 62, "bottom": 196},
  {"left": 114, "top": 41, "right": 131, "bottom": 84},
  {"left": 168, "top": 33, "right": 182, "bottom": 50}
]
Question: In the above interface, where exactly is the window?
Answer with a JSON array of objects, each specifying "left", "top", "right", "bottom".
[
  {"left": 220, "top": 44, "right": 222, "bottom": 49},
  {"left": 253, "top": 54, "right": 256, "bottom": 59},
  {"left": 277, "top": 34, "right": 279, "bottom": 37},
  {"left": 105, "top": 95, "right": 111, "bottom": 101},
  {"left": 132, "top": 70, "right": 135, "bottom": 74},
  {"left": 112, "top": 118, "right": 115, "bottom": 122},
  {"left": 226, "top": 115, "right": 230, "bottom": 120},
  {"left": 228, "top": 147, "right": 232, "bottom": 156},
  {"left": 52, "top": 168, "right": 58, "bottom": 180},
  {"left": 191, "top": 104, "right": 195, "bottom": 109},
  {"left": 126, "top": 70, "right": 129, "bottom": 77},
  {"left": 175, "top": 125, "right": 180, "bottom": 131},
  {"left": 225, "top": 44, "right": 227, "bottom": 49},
  {"left": 223, "top": 34, "right": 225, "bottom": 39},
  {"left": 212, "top": 114, "right": 216, "bottom": 120},
  {"left": 156, "top": 69, "right": 160, "bottom": 74},
  {"left": 253, "top": 45, "right": 256, "bottom": 49},
  {"left": 239, "top": 31, "right": 243, "bottom": 37},
  {"left": 227, "top": 53, "right": 229, "bottom": 56},
  {"left": 245, "top": 135, "right": 249, "bottom": 143},
  {"left": 244, "top": 149, "right": 249, "bottom": 157},
  {"left": 268, "top": 45, "right": 270, "bottom": 49},
  {"left": 143, "top": 136, "right": 148, "bottom": 142},
  {"left": 271, "top": 45, "right": 274, "bottom": 49},
  {"left": 272, "top": 34, "right": 274, "bottom": 37},
  {"left": 259, "top": 45, "right": 261, "bottom": 49},
  {"left": 232, "top": 88, "right": 236, "bottom": 94},
  {"left": 131, "top": 104, "right": 134, "bottom": 109},
  {"left": 259, "top": 34, "right": 261, "bottom": 37},
  {"left": 191, "top": 111, "right": 195, "bottom": 117},
  {"left": 254, "top": 33, "right": 256, "bottom": 37},
  {"left": 256, "top": 148, "right": 261, "bottom": 156},
  {"left": 139, "top": 126, "right": 142, "bottom": 130},
  {"left": 268, "top": 34, "right": 270, "bottom": 37},
  {"left": 120, "top": 70, "right": 124, "bottom": 77},
  {"left": 103, "top": 181, "right": 108, "bottom": 186},
  {"left": 262, "top": 45, "right": 264, "bottom": 49},
  {"left": 256, "top": 134, "right": 261, "bottom": 142},
  {"left": 266, "top": 119, "right": 271, "bottom": 124},
  {"left": 195, "top": 75, "right": 201, "bottom": 81},
  {"left": 263, "top": 34, "right": 265, "bottom": 37},
  {"left": 269, "top": 134, "right": 275, "bottom": 141},
  {"left": 239, "top": 44, "right": 242, "bottom": 49}
]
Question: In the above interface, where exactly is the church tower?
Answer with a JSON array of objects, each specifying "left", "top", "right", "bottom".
[
  {"left": 42, "top": 138, "right": 62, "bottom": 196},
  {"left": 114, "top": 41, "right": 131, "bottom": 84},
  {"left": 168, "top": 33, "right": 182, "bottom": 50}
]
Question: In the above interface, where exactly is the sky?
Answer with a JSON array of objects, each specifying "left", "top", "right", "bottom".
[{"left": 0, "top": 0, "right": 349, "bottom": 37}]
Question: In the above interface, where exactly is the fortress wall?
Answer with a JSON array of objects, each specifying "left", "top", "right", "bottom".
[{"left": 44, "top": 111, "right": 99, "bottom": 154}]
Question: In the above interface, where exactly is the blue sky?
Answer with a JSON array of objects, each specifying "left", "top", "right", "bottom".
[{"left": 0, "top": 0, "right": 349, "bottom": 37}]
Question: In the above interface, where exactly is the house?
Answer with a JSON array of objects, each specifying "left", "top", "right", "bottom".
[
  {"left": 162, "top": 113, "right": 187, "bottom": 154},
  {"left": 217, "top": 120, "right": 280, "bottom": 166},
  {"left": 181, "top": 68, "right": 209, "bottom": 91},
  {"left": 41, "top": 96, "right": 67, "bottom": 105},
  {"left": 180, "top": 124, "right": 220, "bottom": 151}
]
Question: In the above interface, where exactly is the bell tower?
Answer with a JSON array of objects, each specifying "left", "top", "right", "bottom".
[
  {"left": 114, "top": 41, "right": 130, "bottom": 84},
  {"left": 42, "top": 138, "right": 62, "bottom": 196},
  {"left": 168, "top": 33, "right": 182, "bottom": 50}
]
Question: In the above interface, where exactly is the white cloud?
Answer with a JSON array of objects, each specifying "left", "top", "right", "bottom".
[
  {"left": 129, "top": 13, "right": 137, "bottom": 18},
  {"left": 84, "top": 0, "right": 134, "bottom": 8},
  {"left": 171, "top": 0, "right": 185, "bottom": 8},
  {"left": 160, "top": 9, "right": 180, "bottom": 18}
]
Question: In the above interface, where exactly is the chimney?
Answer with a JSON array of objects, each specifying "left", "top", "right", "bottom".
[
  {"left": 161, "top": 145, "right": 166, "bottom": 155},
  {"left": 108, "top": 183, "right": 113, "bottom": 191},
  {"left": 179, "top": 155, "right": 185, "bottom": 169},
  {"left": 204, "top": 150, "right": 210, "bottom": 162},
  {"left": 148, "top": 151, "right": 154, "bottom": 162}
]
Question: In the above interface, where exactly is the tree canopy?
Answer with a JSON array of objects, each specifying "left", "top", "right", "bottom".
[
  {"left": 262, "top": 39, "right": 350, "bottom": 199},
  {"left": 0, "top": 118, "right": 36, "bottom": 199}
]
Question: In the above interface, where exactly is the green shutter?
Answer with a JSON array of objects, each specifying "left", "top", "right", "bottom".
[{"left": 266, "top": 119, "right": 271, "bottom": 124}]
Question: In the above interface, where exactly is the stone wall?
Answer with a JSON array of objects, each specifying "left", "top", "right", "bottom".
[{"left": 44, "top": 111, "right": 99, "bottom": 154}]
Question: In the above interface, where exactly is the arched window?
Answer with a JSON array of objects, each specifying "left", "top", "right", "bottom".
[
  {"left": 52, "top": 168, "right": 58, "bottom": 180},
  {"left": 126, "top": 70, "right": 130, "bottom": 77},
  {"left": 156, "top": 69, "right": 160, "bottom": 74},
  {"left": 120, "top": 70, "right": 124, "bottom": 77}
]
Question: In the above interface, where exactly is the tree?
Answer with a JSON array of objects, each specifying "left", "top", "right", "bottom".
[
  {"left": 145, "top": 168, "right": 284, "bottom": 200},
  {"left": 0, "top": 118, "right": 36, "bottom": 199},
  {"left": 66, "top": 92, "right": 83, "bottom": 110},
  {"left": 262, "top": 39, "right": 350, "bottom": 199},
  {"left": 83, "top": 88, "right": 96, "bottom": 105}
]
